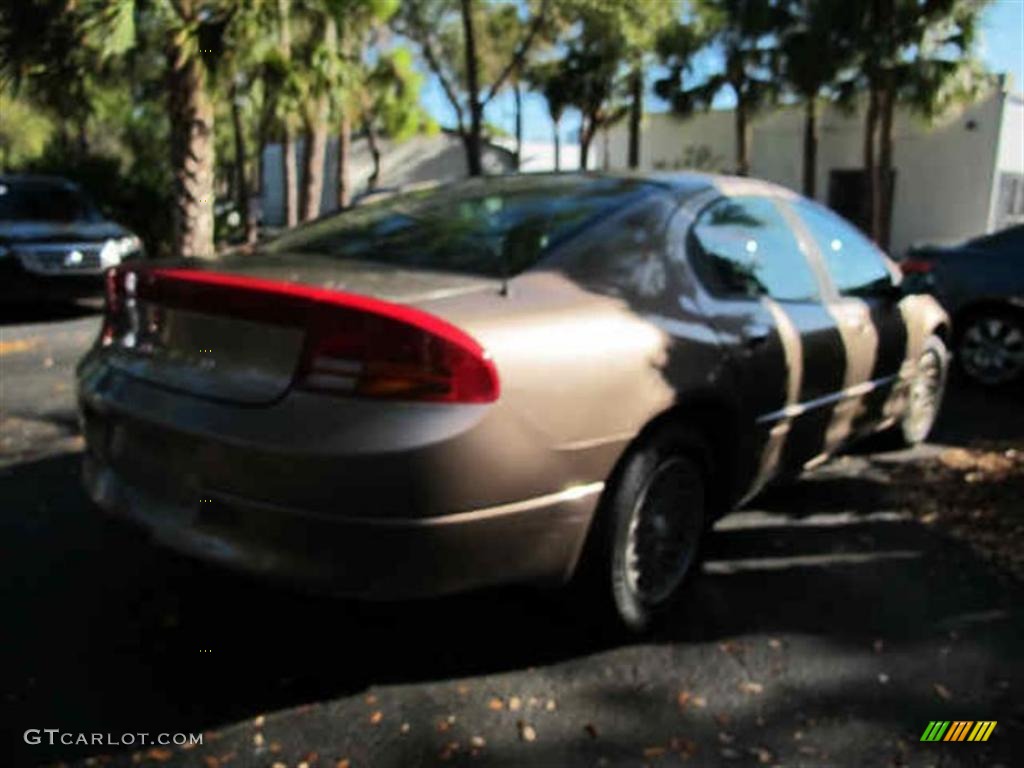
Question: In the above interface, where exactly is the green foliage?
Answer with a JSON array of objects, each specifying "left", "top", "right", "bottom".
[{"left": 0, "top": 91, "right": 54, "bottom": 168}]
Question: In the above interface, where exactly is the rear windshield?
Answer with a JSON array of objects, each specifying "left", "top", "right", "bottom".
[
  {"left": 0, "top": 180, "right": 99, "bottom": 222},
  {"left": 264, "top": 175, "right": 657, "bottom": 277}
]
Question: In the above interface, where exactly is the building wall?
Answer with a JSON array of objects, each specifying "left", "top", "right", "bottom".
[
  {"left": 603, "top": 90, "right": 1013, "bottom": 255},
  {"left": 260, "top": 133, "right": 516, "bottom": 227},
  {"left": 989, "top": 92, "right": 1024, "bottom": 230}
]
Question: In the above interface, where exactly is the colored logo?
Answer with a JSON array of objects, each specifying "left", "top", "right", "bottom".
[{"left": 920, "top": 721, "right": 997, "bottom": 742}]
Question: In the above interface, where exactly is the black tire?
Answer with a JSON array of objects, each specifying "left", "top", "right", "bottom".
[
  {"left": 594, "top": 424, "right": 712, "bottom": 632},
  {"left": 898, "top": 334, "right": 949, "bottom": 446},
  {"left": 956, "top": 307, "right": 1024, "bottom": 387}
]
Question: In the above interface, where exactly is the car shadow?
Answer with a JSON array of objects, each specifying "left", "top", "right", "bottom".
[
  {"left": 2, "top": 438, "right": 1022, "bottom": 765},
  {"left": 0, "top": 299, "right": 101, "bottom": 327}
]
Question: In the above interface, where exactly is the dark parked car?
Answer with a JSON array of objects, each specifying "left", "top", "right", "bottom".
[
  {"left": 78, "top": 173, "right": 949, "bottom": 630},
  {"left": 901, "top": 225, "right": 1024, "bottom": 386},
  {"left": 0, "top": 174, "right": 143, "bottom": 304}
]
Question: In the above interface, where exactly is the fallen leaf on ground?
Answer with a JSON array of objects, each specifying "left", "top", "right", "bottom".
[
  {"left": 583, "top": 723, "right": 598, "bottom": 739},
  {"left": 400, "top": 723, "right": 410, "bottom": 734},
  {"left": 768, "top": 638, "right": 782, "bottom": 650},
  {"left": 253, "top": 715, "right": 265, "bottom": 728},
  {"left": 269, "top": 742, "right": 282, "bottom": 754},
  {"left": 934, "top": 683, "right": 953, "bottom": 700},
  {"left": 750, "top": 746, "right": 774, "bottom": 764},
  {"left": 334, "top": 760, "right": 350, "bottom": 768},
  {"left": 470, "top": 736, "right": 486, "bottom": 749},
  {"left": 487, "top": 697, "right": 504, "bottom": 711},
  {"left": 509, "top": 696, "right": 522, "bottom": 711},
  {"left": 369, "top": 711, "right": 383, "bottom": 725},
  {"left": 677, "top": 691, "right": 692, "bottom": 710},
  {"left": 144, "top": 749, "right": 173, "bottom": 763},
  {"left": 252, "top": 733, "right": 264, "bottom": 748},
  {"left": 739, "top": 681, "right": 764, "bottom": 695},
  {"left": 364, "top": 694, "right": 377, "bottom": 706},
  {"left": 643, "top": 746, "right": 666, "bottom": 758},
  {"left": 545, "top": 698, "right": 557, "bottom": 711},
  {"left": 518, "top": 721, "right": 537, "bottom": 742}
]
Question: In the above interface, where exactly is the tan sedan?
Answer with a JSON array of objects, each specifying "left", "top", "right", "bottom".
[{"left": 77, "top": 173, "right": 949, "bottom": 630}]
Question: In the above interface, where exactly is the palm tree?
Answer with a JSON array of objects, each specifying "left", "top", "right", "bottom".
[
  {"left": 857, "top": 0, "right": 991, "bottom": 247},
  {"left": 778, "top": 0, "right": 859, "bottom": 198},
  {"left": 657, "top": 0, "right": 781, "bottom": 177},
  {"left": 82, "top": 0, "right": 239, "bottom": 259}
]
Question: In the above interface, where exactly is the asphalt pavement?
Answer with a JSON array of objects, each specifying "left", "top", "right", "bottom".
[{"left": 1, "top": 303, "right": 1022, "bottom": 768}]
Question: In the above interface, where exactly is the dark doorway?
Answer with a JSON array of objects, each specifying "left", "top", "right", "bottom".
[{"left": 827, "top": 169, "right": 896, "bottom": 235}]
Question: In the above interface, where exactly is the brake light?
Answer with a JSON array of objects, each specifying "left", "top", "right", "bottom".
[
  {"left": 109, "top": 266, "right": 499, "bottom": 404},
  {"left": 899, "top": 258, "right": 934, "bottom": 275},
  {"left": 101, "top": 266, "right": 126, "bottom": 345}
]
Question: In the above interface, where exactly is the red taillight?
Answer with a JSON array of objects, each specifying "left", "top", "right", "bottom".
[
  {"left": 114, "top": 266, "right": 499, "bottom": 404},
  {"left": 299, "top": 303, "right": 499, "bottom": 402},
  {"left": 899, "top": 258, "right": 934, "bottom": 275},
  {"left": 101, "top": 266, "right": 125, "bottom": 345}
]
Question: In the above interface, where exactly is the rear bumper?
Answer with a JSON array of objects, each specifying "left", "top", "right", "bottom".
[
  {"left": 83, "top": 453, "right": 602, "bottom": 599},
  {"left": 0, "top": 258, "right": 104, "bottom": 302}
]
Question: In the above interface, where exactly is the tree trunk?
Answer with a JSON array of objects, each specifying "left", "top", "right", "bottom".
[
  {"left": 734, "top": 99, "right": 750, "bottom": 176},
  {"left": 802, "top": 96, "right": 817, "bottom": 198},
  {"left": 628, "top": 65, "right": 642, "bottom": 169},
  {"left": 167, "top": 38, "right": 215, "bottom": 260},
  {"left": 579, "top": 117, "right": 593, "bottom": 171},
  {"left": 553, "top": 116, "right": 561, "bottom": 172},
  {"left": 366, "top": 119, "right": 382, "bottom": 190},
  {"left": 282, "top": 129, "right": 298, "bottom": 227},
  {"left": 336, "top": 110, "right": 352, "bottom": 208},
  {"left": 513, "top": 82, "right": 523, "bottom": 170},
  {"left": 459, "top": 0, "right": 483, "bottom": 176},
  {"left": 877, "top": 73, "right": 896, "bottom": 251},
  {"left": 230, "top": 81, "right": 256, "bottom": 244},
  {"left": 864, "top": 83, "right": 879, "bottom": 237},
  {"left": 300, "top": 97, "right": 328, "bottom": 222}
]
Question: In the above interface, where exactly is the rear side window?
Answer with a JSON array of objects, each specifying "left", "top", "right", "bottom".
[
  {"left": 264, "top": 176, "right": 657, "bottom": 277},
  {"left": 792, "top": 198, "right": 892, "bottom": 296},
  {"left": 690, "top": 195, "right": 820, "bottom": 302}
]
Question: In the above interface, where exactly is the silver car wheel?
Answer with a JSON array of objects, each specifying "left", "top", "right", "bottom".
[
  {"left": 903, "top": 345, "right": 945, "bottom": 445},
  {"left": 960, "top": 314, "right": 1024, "bottom": 385},
  {"left": 623, "top": 457, "right": 705, "bottom": 607}
]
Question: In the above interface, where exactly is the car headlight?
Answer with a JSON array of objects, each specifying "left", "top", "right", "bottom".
[{"left": 100, "top": 235, "right": 142, "bottom": 268}]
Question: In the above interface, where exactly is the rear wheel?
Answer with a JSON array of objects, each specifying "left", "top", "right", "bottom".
[
  {"left": 899, "top": 335, "right": 949, "bottom": 446},
  {"left": 601, "top": 426, "right": 711, "bottom": 632},
  {"left": 957, "top": 308, "right": 1024, "bottom": 386}
]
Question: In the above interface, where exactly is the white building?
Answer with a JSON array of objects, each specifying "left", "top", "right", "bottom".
[{"left": 602, "top": 86, "right": 1024, "bottom": 255}]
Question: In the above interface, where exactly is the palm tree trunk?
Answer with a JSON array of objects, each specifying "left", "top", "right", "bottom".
[
  {"left": 802, "top": 97, "right": 817, "bottom": 198},
  {"left": 167, "top": 38, "right": 215, "bottom": 259},
  {"left": 514, "top": 82, "right": 523, "bottom": 170},
  {"left": 301, "top": 97, "right": 328, "bottom": 222},
  {"left": 864, "top": 83, "right": 879, "bottom": 237},
  {"left": 459, "top": 0, "right": 483, "bottom": 176},
  {"left": 628, "top": 65, "right": 642, "bottom": 169},
  {"left": 230, "top": 81, "right": 255, "bottom": 244},
  {"left": 366, "top": 119, "right": 382, "bottom": 190},
  {"left": 579, "top": 117, "right": 593, "bottom": 171},
  {"left": 735, "top": 99, "right": 750, "bottom": 177},
  {"left": 553, "top": 116, "right": 561, "bottom": 172},
  {"left": 878, "top": 73, "right": 896, "bottom": 250},
  {"left": 283, "top": 128, "right": 298, "bottom": 227},
  {"left": 337, "top": 110, "right": 352, "bottom": 208}
]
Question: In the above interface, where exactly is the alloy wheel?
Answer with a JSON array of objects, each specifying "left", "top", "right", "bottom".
[
  {"left": 623, "top": 457, "right": 705, "bottom": 607},
  {"left": 960, "top": 314, "right": 1024, "bottom": 385}
]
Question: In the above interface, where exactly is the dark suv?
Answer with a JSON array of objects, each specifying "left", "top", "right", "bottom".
[
  {"left": 902, "top": 225, "right": 1024, "bottom": 385},
  {"left": 0, "top": 175, "right": 143, "bottom": 304}
]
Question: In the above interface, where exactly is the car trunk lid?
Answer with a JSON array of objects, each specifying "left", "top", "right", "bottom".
[{"left": 100, "top": 255, "right": 498, "bottom": 405}]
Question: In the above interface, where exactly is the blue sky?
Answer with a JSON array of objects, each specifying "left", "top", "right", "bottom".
[{"left": 418, "top": 0, "right": 1024, "bottom": 146}]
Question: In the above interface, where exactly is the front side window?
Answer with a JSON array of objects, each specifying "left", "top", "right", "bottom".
[
  {"left": 690, "top": 195, "right": 820, "bottom": 302},
  {"left": 792, "top": 198, "right": 893, "bottom": 296}
]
